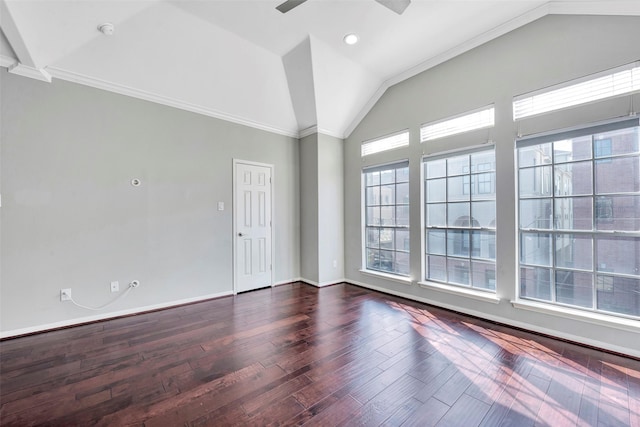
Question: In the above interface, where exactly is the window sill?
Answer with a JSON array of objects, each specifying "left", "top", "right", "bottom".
[
  {"left": 359, "top": 269, "right": 412, "bottom": 285},
  {"left": 418, "top": 281, "right": 501, "bottom": 304},
  {"left": 511, "top": 299, "right": 640, "bottom": 333}
]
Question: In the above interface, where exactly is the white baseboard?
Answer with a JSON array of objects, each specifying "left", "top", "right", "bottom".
[
  {"left": 0, "top": 291, "right": 233, "bottom": 339},
  {"left": 300, "top": 277, "right": 346, "bottom": 288},
  {"left": 345, "top": 279, "right": 640, "bottom": 359},
  {"left": 273, "top": 278, "right": 304, "bottom": 286}
]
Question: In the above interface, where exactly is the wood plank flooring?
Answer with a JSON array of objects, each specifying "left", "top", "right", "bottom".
[{"left": 1, "top": 282, "right": 639, "bottom": 426}]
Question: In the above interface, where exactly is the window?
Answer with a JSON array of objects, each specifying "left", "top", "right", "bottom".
[
  {"left": 421, "top": 106, "right": 494, "bottom": 142},
  {"left": 423, "top": 148, "right": 496, "bottom": 291},
  {"left": 363, "top": 161, "right": 410, "bottom": 276},
  {"left": 517, "top": 119, "right": 640, "bottom": 318},
  {"left": 513, "top": 62, "right": 640, "bottom": 120},
  {"left": 362, "top": 131, "right": 410, "bottom": 156}
]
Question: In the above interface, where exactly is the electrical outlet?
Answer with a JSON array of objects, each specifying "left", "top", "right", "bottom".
[
  {"left": 110, "top": 281, "right": 119, "bottom": 293},
  {"left": 60, "top": 288, "right": 71, "bottom": 301}
]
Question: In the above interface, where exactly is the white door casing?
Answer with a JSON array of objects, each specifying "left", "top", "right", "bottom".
[{"left": 233, "top": 160, "right": 273, "bottom": 293}]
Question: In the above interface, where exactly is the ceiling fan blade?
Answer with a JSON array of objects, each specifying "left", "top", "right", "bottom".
[
  {"left": 276, "top": 0, "right": 308, "bottom": 14},
  {"left": 374, "top": 0, "right": 411, "bottom": 15}
]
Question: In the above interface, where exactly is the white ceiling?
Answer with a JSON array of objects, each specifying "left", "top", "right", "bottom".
[{"left": 1, "top": 0, "right": 639, "bottom": 138}]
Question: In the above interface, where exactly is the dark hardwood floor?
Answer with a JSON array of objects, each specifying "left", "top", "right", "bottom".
[{"left": 1, "top": 282, "right": 638, "bottom": 426}]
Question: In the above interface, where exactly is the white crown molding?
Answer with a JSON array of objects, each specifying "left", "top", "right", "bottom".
[
  {"left": 44, "top": 67, "right": 301, "bottom": 139},
  {"left": 549, "top": 1, "right": 640, "bottom": 15},
  {"left": 0, "top": 54, "right": 17, "bottom": 68},
  {"left": 299, "top": 125, "right": 318, "bottom": 138},
  {"left": 8, "top": 62, "right": 51, "bottom": 82},
  {"left": 344, "top": 3, "right": 551, "bottom": 139}
]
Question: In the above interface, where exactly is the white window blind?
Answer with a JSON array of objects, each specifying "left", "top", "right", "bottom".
[
  {"left": 420, "top": 106, "right": 495, "bottom": 142},
  {"left": 361, "top": 131, "right": 410, "bottom": 156},
  {"left": 514, "top": 62, "right": 640, "bottom": 120}
]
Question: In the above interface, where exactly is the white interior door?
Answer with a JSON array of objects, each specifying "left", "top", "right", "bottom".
[{"left": 234, "top": 161, "right": 273, "bottom": 293}]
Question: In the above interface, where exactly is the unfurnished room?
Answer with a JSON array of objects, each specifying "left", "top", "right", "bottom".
[{"left": 1, "top": 0, "right": 639, "bottom": 425}]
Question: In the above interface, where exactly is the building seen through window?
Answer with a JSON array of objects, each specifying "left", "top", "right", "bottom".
[
  {"left": 424, "top": 148, "right": 497, "bottom": 291},
  {"left": 518, "top": 122, "right": 640, "bottom": 318},
  {"left": 364, "top": 162, "right": 410, "bottom": 276}
]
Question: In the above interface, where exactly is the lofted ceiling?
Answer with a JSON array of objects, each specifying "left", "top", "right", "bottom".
[{"left": 1, "top": 1, "right": 639, "bottom": 138}]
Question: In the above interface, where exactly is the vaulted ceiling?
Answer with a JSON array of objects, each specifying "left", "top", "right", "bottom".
[{"left": 1, "top": 1, "right": 638, "bottom": 138}]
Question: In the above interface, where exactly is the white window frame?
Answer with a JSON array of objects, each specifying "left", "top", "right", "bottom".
[
  {"left": 516, "top": 117, "right": 640, "bottom": 320},
  {"left": 421, "top": 146, "right": 498, "bottom": 295},
  {"left": 361, "top": 130, "right": 410, "bottom": 157},
  {"left": 420, "top": 105, "right": 495, "bottom": 142},
  {"left": 513, "top": 62, "right": 640, "bottom": 120},
  {"left": 362, "top": 160, "right": 411, "bottom": 279}
]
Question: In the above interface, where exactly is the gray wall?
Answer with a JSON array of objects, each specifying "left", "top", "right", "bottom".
[
  {"left": 317, "top": 133, "right": 344, "bottom": 285},
  {"left": 299, "top": 133, "right": 319, "bottom": 283},
  {"left": 345, "top": 14, "right": 640, "bottom": 356},
  {"left": 299, "top": 132, "right": 345, "bottom": 285},
  {"left": 1, "top": 71, "right": 300, "bottom": 334}
]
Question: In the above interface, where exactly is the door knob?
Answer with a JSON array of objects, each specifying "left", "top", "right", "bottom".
[{"left": 238, "top": 232, "right": 244, "bottom": 237}]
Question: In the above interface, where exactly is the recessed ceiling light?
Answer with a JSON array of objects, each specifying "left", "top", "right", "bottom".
[{"left": 343, "top": 33, "right": 359, "bottom": 45}]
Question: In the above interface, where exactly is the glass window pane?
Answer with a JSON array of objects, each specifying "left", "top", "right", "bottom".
[
  {"left": 472, "top": 172, "right": 495, "bottom": 199},
  {"left": 596, "top": 236, "right": 640, "bottom": 277},
  {"left": 471, "top": 151, "right": 495, "bottom": 172},
  {"left": 556, "top": 270, "right": 593, "bottom": 308},
  {"left": 595, "top": 157, "right": 640, "bottom": 194},
  {"left": 595, "top": 127, "right": 639, "bottom": 157},
  {"left": 472, "top": 231, "right": 495, "bottom": 260},
  {"left": 471, "top": 260, "right": 496, "bottom": 291},
  {"left": 395, "top": 252, "right": 410, "bottom": 275},
  {"left": 396, "top": 229, "right": 410, "bottom": 252},
  {"left": 396, "top": 205, "right": 410, "bottom": 227},
  {"left": 554, "top": 197, "right": 592, "bottom": 230},
  {"left": 554, "top": 161, "right": 592, "bottom": 196},
  {"left": 396, "top": 166, "right": 409, "bottom": 183},
  {"left": 447, "top": 155, "right": 469, "bottom": 176},
  {"left": 520, "top": 232, "right": 552, "bottom": 266},
  {"left": 555, "top": 234, "right": 592, "bottom": 271},
  {"left": 472, "top": 201, "right": 496, "bottom": 228},
  {"left": 520, "top": 266, "right": 552, "bottom": 301},
  {"left": 367, "top": 248, "right": 380, "bottom": 270},
  {"left": 379, "top": 228, "right": 395, "bottom": 250},
  {"left": 553, "top": 136, "right": 592, "bottom": 163},
  {"left": 447, "top": 176, "right": 470, "bottom": 201},
  {"left": 596, "top": 195, "right": 640, "bottom": 231},
  {"left": 448, "top": 230, "right": 470, "bottom": 257},
  {"left": 520, "top": 199, "right": 552, "bottom": 229},
  {"left": 366, "top": 171, "right": 380, "bottom": 186},
  {"left": 597, "top": 276, "right": 640, "bottom": 317},
  {"left": 448, "top": 203, "right": 470, "bottom": 226},
  {"left": 427, "top": 230, "right": 446, "bottom": 255},
  {"left": 426, "top": 203, "right": 446, "bottom": 227},
  {"left": 519, "top": 166, "right": 552, "bottom": 197},
  {"left": 448, "top": 259, "right": 470, "bottom": 286},
  {"left": 380, "top": 206, "right": 395, "bottom": 226},
  {"left": 427, "top": 255, "right": 446, "bottom": 281},
  {"left": 366, "top": 186, "right": 380, "bottom": 206},
  {"left": 396, "top": 182, "right": 409, "bottom": 204},
  {"left": 380, "top": 169, "right": 394, "bottom": 185},
  {"left": 366, "top": 228, "right": 379, "bottom": 249},
  {"left": 378, "top": 250, "right": 394, "bottom": 272},
  {"left": 519, "top": 143, "right": 552, "bottom": 167},
  {"left": 426, "top": 159, "right": 446, "bottom": 179},
  {"left": 380, "top": 184, "right": 395, "bottom": 205},
  {"left": 366, "top": 207, "right": 380, "bottom": 226},
  {"left": 426, "top": 178, "right": 446, "bottom": 202}
]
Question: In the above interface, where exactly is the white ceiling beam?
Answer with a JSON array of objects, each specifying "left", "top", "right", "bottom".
[{"left": 0, "top": 0, "right": 51, "bottom": 82}]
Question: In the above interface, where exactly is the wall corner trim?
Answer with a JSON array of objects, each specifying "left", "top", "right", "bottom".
[{"left": 8, "top": 62, "right": 51, "bottom": 82}]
